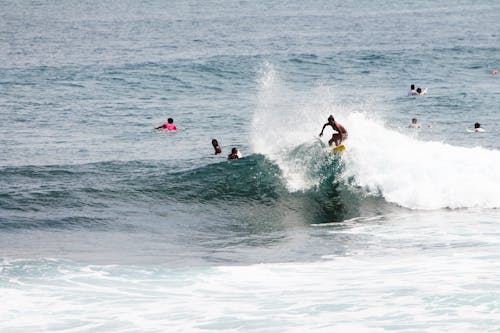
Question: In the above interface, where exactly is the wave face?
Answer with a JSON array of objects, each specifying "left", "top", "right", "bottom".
[{"left": 0, "top": 153, "right": 383, "bottom": 233}]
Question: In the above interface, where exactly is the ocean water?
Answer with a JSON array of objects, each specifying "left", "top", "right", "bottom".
[{"left": 1, "top": 0, "right": 500, "bottom": 331}]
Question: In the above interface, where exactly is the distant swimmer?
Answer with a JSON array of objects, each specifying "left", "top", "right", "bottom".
[
  {"left": 212, "top": 139, "right": 222, "bottom": 155},
  {"left": 493, "top": 69, "right": 498, "bottom": 75},
  {"left": 319, "top": 115, "right": 348, "bottom": 147},
  {"left": 473, "top": 122, "right": 485, "bottom": 132},
  {"left": 409, "top": 118, "right": 421, "bottom": 128},
  {"left": 407, "top": 84, "right": 418, "bottom": 96},
  {"left": 416, "top": 87, "right": 427, "bottom": 95},
  {"left": 227, "top": 147, "right": 241, "bottom": 160},
  {"left": 155, "top": 117, "right": 177, "bottom": 130},
  {"left": 466, "top": 122, "right": 485, "bottom": 133}
]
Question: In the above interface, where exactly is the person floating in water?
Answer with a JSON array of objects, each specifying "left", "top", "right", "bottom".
[
  {"left": 227, "top": 147, "right": 241, "bottom": 160},
  {"left": 416, "top": 87, "right": 427, "bottom": 95},
  {"left": 408, "top": 84, "right": 418, "bottom": 96},
  {"left": 474, "top": 122, "right": 485, "bottom": 132},
  {"left": 155, "top": 117, "right": 177, "bottom": 130},
  {"left": 319, "top": 115, "right": 348, "bottom": 147},
  {"left": 212, "top": 139, "right": 222, "bottom": 155},
  {"left": 409, "top": 118, "right": 421, "bottom": 128}
]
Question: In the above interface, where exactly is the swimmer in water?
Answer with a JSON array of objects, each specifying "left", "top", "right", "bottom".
[
  {"left": 416, "top": 87, "right": 427, "bottom": 95},
  {"left": 473, "top": 122, "right": 485, "bottom": 132},
  {"left": 409, "top": 118, "right": 421, "bottom": 128},
  {"left": 227, "top": 147, "right": 240, "bottom": 160},
  {"left": 212, "top": 139, "right": 222, "bottom": 155},
  {"left": 408, "top": 84, "right": 418, "bottom": 96},
  {"left": 155, "top": 117, "right": 177, "bottom": 130}
]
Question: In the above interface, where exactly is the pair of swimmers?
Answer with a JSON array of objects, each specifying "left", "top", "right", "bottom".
[
  {"left": 408, "top": 84, "right": 427, "bottom": 96},
  {"left": 212, "top": 139, "right": 242, "bottom": 160}
]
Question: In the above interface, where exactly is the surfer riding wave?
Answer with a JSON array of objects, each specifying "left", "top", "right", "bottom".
[{"left": 319, "top": 115, "right": 348, "bottom": 147}]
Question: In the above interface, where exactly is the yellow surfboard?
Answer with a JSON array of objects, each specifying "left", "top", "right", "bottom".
[{"left": 332, "top": 144, "right": 346, "bottom": 153}]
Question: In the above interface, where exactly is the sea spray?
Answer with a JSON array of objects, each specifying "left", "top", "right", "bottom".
[{"left": 252, "top": 62, "right": 349, "bottom": 191}]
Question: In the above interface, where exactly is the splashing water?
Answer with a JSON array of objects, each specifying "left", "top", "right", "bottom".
[{"left": 252, "top": 63, "right": 500, "bottom": 209}]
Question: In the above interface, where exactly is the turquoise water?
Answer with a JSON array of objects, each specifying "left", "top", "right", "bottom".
[{"left": 1, "top": 0, "right": 500, "bottom": 331}]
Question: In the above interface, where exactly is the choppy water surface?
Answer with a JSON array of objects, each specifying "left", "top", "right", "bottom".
[{"left": 1, "top": 0, "right": 500, "bottom": 332}]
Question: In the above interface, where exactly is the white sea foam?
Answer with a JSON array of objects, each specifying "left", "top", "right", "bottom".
[
  {"left": 3, "top": 211, "right": 500, "bottom": 332},
  {"left": 343, "top": 112, "right": 500, "bottom": 209}
]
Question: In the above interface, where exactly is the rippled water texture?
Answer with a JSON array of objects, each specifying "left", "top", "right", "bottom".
[{"left": 1, "top": 0, "right": 500, "bottom": 332}]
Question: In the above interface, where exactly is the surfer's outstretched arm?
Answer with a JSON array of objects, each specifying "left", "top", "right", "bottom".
[{"left": 319, "top": 123, "right": 329, "bottom": 136}]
